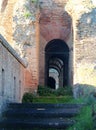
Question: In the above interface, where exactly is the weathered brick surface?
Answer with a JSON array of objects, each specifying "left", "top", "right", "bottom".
[
  {"left": 39, "top": 0, "right": 73, "bottom": 86},
  {"left": 0, "top": 0, "right": 73, "bottom": 90},
  {"left": 1, "top": 0, "right": 96, "bottom": 98}
]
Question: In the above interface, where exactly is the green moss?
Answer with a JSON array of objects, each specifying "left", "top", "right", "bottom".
[
  {"left": 67, "top": 105, "right": 93, "bottom": 130},
  {"left": 33, "top": 96, "right": 73, "bottom": 103}
]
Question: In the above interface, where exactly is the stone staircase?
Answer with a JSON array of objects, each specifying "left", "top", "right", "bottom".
[{"left": 0, "top": 103, "right": 84, "bottom": 130}]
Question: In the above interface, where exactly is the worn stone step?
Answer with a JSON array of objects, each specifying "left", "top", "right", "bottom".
[
  {"left": 4, "top": 108, "right": 80, "bottom": 118},
  {"left": 0, "top": 118, "right": 75, "bottom": 129},
  {"left": 8, "top": 103, "right": 84, "bottom": 109},
  {"left": 1, "top": 103, "right": 84, "bottom": 129}
]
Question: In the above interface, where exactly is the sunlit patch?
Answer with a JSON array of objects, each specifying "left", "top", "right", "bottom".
[{"left": 91, "top": 0, "right": 96, "bottom": 5}]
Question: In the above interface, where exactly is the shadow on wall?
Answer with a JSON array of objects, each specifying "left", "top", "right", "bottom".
[
  {"left": 73, "top": 83, "right": 96, "bottom": 99},
  {"left": 0, "top": 0, "right": 8, "bottom": 12}
]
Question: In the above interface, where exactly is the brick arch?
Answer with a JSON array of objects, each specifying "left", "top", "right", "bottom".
[
  {"left": 45, "top": 39, "right": 69, "bottom": 87},
  {"left": 39, "top": 8, "right": 72, "bottom": 42},
  {"left": 39, "top": 1, "right": 73, "bottom": 86}
]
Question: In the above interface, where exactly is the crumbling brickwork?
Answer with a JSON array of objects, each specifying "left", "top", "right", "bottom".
[
  {"left": 0, "top": 0, "right": 96, "bottom": 97},
  {"left": 39, "top": 0, "right": 73, "bottom": 86}
]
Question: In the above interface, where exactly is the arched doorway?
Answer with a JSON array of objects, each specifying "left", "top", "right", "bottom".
[{"left": 45, "top": 39, "right": 69, "bottom": 89}]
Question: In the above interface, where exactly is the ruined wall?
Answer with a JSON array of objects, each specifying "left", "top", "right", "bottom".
[
  {"left": 0, "top": 0, "right": 73, "bottom": 89},
  {"left": 0, "top": 0, "right": 17, "bottom": 46},
  {"left": 66, "top": 0, "right": 96, "bottom": 98},
  {"left": 0, "top": 35, "right": 26, "bottom": 115},
  {"left": 0, "top": 0, "right": 39, "bottom": 92},
  {"left": 13, "top": 0, "right": 39, "bottom": 92},
  {"left": 1, "top": 0, "right": 96, "bottom": 97}
]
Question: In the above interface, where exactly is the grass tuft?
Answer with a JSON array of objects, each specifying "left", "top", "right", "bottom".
[{"left": 67, "top": 105, "right": 93, "bottom": 130}]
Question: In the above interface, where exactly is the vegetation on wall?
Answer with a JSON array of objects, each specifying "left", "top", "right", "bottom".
[
  {"left": 24, "top": 0, "right": 39, "bottom": 20},
  {"left": 24, "top": 11, "right": 32, "bottom": 18}
]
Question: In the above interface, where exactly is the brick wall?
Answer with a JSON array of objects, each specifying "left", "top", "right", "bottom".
[{"left": 39, "top": 0, "right": 73, "bottom": 86}]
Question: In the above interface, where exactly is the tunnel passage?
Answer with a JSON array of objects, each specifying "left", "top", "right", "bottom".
[
  {"left": 45, "top": 39, "right": 69, "bottom": 89},
  {"left": 48, "top": 77, "right": 56, "bottom": 89}
]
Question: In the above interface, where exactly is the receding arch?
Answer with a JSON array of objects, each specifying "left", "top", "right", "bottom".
[
  {"left": 49, "top": 68, "right": 59, "bottom": 89},
  {"left": 45, "top": 39, "right": 69, "bottom": 88},
  {"left": 45, "top": 39, "right": 69, "bottom": 53}
]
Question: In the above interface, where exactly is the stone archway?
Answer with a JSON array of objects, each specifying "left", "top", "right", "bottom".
[{"left": 45, "top": 39, "right": 69, "bottom": 88}]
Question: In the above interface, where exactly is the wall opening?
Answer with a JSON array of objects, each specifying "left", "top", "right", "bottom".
[
  {"left": 48, "top": 77, "right": 56, "bottom": 89},
  {"left": 45, "top": 39, "right": 69, "bottom": 88},
  {"left": 2, "top": 68, "right": 5, "bottom": 96},
  {"left": 19, "top": 80, "right": 21, "bottom": 100},
  {"left": 13, "top": 77, "right": 16, "bottom": 100},
  {"left": 49, "top": 68, "right": 59, "bottom": 89}
]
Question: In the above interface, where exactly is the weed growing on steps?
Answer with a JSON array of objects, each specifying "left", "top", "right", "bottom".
[
  {"left": 67, "top": 105, "right": 93, "bottom": 130},
  {"left": 21, "top": 86, "right": 95, "bottom": 130}
]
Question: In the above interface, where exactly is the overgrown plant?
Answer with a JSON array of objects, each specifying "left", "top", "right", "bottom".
[
  {"left": 22, "top": 86, "right": 73, "bottom": 103},
  {"left": 37, "top": 85, "right": 73, "bottom": 96},
  {"left": 67, "top": 105, "right": 93, "bottom": 130},
  {"left": 55, "top": 86, "right": 73, "bottom": 96},
  {"left": 37, "top": 85, "right": 55, "bottom": 96},
  {"left": 22, "top": 92, "right": 34, "bottom": 103}
]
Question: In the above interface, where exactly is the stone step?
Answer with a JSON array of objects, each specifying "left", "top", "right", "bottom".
[
  {"left": 0, "top": 118, "right": 75, "bottom": 129},
  {"left": 1, "top": 103, "right": 84, "bottom": 129},
  {"left": 4, "top": 108, "right": 80, "bottom": 118},
  {"left": 8, "top": 103, "right": 84, "bottom": 109}
]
